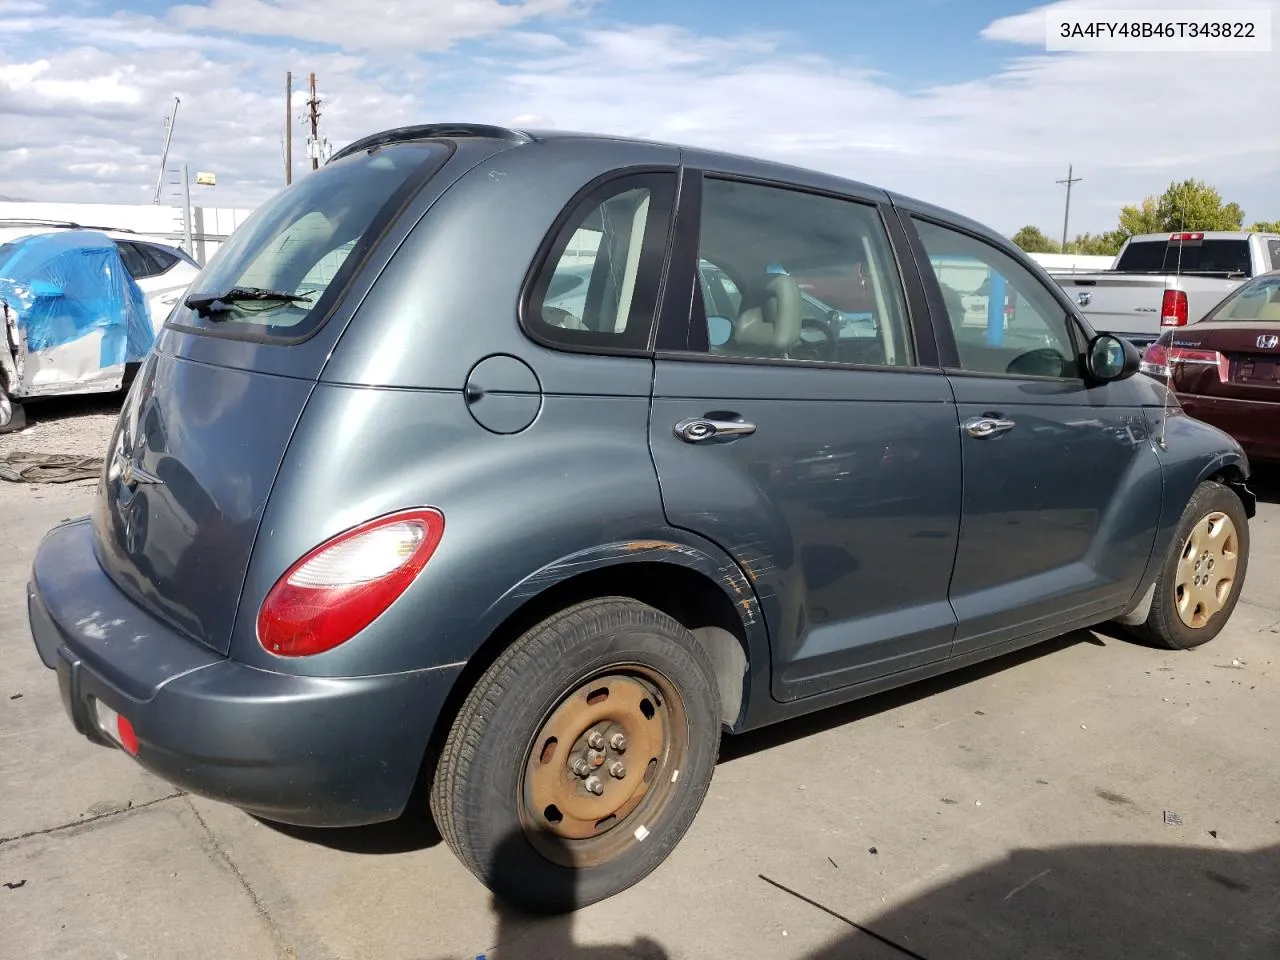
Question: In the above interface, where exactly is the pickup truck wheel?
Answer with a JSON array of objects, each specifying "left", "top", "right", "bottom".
[
  {"left": 429, "top": 597, "right": 721, "bottom": 913},
  {"left": 0, "top": 390, "right": 25, "bottom": 434},
  {"left": 1141, "top": 481, "right": 1249, "bottom": 650}
]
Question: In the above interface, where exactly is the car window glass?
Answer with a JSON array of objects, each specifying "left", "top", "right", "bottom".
[
  {"left": 912, "top": 219, "right": 1081, "bottom": 379},
  {"left": 528, "top": 173, "right": 675, "bottom": 351},
  {"left": 688, "top": 178, "right": 913, "bottom": 367},
  {"left": 140, "top": 243, "right": 179, "bottom": 274},
  {"left": 176, "top": 140, "right": 448, "bottom": 340},
  {"left": 116, "top": 242, "right": 153, "bottom": 279},
  {"left": 1268, "top": 240, "right": 1280, "bottom": 271},
  {"left": 1212, "top": 275, "right": 1280, "bottom": 322}
]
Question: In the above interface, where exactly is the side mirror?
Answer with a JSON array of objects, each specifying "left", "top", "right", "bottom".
[
  {"left": 707, "top": 315, "right": 733, "bottom": 348},
  {"left": 1087, "top": 333, "right": 1141, "bottom": 383}
]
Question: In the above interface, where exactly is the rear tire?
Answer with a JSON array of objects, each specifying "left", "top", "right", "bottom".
[
  {"left": 1139, "top": 481, "right": 1249, "bottom": 650},
  {"left": 430, "top": 597, "right": 721, "bottom": 913}
]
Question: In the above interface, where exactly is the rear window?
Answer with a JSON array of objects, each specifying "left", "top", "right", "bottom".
[
  {"left": 1114, "top": 238, "right": 1251, "bottom": 277},
  {"left": 171, "top": 141, "right": 447, "bottom": 341},
  {"left": 1204, "top": 274, "right": 1280, "bottom": 322}
]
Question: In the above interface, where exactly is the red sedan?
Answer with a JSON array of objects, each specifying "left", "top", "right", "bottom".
[{"left": 1141, "top": 269, "right": 1280, "bottom": 462}]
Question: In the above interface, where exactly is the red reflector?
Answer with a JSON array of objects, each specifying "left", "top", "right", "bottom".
[
  {"left": 257, "top": 508, "right": 445, "bottom": 657},
  {"left": 1160, "top": 289, "right": 1189, "bottom": 326},
  {"left": 117, "top": 714, "right": 139, "bottom": 756}
]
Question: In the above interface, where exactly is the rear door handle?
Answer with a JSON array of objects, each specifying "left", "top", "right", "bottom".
[
  {"left": 963, "top": 415, "right": 1016, "bottom": 439},
  {"left": 674, "top": 415, "right": 757, "bottom": 443}
]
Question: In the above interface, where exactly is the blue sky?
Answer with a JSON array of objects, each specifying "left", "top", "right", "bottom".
[{"left": 1, "top": 0, "right": 1277, "bottom": 236}]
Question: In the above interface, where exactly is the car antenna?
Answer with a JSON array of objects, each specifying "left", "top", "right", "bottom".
[{"left": 1156, "top": 189, "right": 1190, "bottom": 450}]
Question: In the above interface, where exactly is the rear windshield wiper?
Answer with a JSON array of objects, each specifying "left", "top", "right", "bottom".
[{"left": 183, "top": 286, "right": 313, "bottom": 319}]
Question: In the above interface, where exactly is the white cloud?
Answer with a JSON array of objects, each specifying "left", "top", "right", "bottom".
[
  {"left": 169, "top": 0, "right": 587, "bottom": 52},
  {"left": 1, "top": 0, "right": 1278, "bottom": 236}
]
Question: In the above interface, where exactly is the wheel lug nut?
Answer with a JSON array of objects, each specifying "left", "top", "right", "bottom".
[
  {"left": 587, "top": 748, "right": 605, "bottom": 767},
  {"left": 585, "top": 776, "right": 604, "bottom": 796},
  {"left": 609, "top": 761, "right": 627, "bottom": 779},
  {"left": 571, "top": 758, "right": 590, "bottom": 778},
  {"left": 586, "top": 731, "right": 605, "bottom": 750},
  {"left": 609, "top": 733, "right": 628, "bottom": 752}
]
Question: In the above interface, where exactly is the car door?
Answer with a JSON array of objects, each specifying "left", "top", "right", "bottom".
[
  {"left": 648, "top": 169, "right": 963, "bottom": 702},
  {"left": 903, "top": 211, "right": 1162, "bottom": 656}
]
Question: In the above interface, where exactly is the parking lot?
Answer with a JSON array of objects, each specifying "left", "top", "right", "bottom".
[{"left": 1, "top": 400, "right": 1277, "bottom": 960}]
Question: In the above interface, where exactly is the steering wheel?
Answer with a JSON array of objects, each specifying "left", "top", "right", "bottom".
[{"left": 795, "top": 314, "right": 838, "bottom": 362}]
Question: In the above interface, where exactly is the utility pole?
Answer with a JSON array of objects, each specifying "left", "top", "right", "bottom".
[
  {"left": 1056, "top": 163, "right": 1083, "bottom": 253},
  {"left": 153, "top": 95, "right": 181, "bottom": 204},
  {"left": 307, "top": 73, "right": 321, "bottom": 172},
  {"left": 285, "top": 72, "right": 293, "bottom": 185},
  {"left": 180, "top": 163, "right": 193, "bottom": 255}
]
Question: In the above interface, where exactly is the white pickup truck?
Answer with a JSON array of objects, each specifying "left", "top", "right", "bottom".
[{"left": 1051, "top": 231, "right": 1280, "bottom": 348}]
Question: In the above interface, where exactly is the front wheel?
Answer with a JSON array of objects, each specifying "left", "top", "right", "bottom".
[
  {"left": 1140, "top": 480, "right": 1250, "bottom": 650},
  {"left": 429, "top": 598, "right": 722, "bottom": 913}
]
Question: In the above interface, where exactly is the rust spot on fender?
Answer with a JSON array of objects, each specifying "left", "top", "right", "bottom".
[{"left": 625, "top": 539, "right": 679, "bottom": 552}]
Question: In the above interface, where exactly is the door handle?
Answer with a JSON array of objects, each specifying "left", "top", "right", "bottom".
[
  {"left": 674, "top": 415, "right": 757, "bottom": 443},
  {"left": 963, "top": 415, "right": 1016, "bottom": 439}
]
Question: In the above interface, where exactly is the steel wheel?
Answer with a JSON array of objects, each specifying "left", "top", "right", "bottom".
[
  {"left": 521, "top": 665, "right": 688, "bottom": 869},
  {"left": 1174, "top": 510, "right": 1239, "bottom": 629}
]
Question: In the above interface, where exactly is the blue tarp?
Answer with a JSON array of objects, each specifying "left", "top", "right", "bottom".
[{"left": 0, "top": 230, "right": 153, "bottom": 369}]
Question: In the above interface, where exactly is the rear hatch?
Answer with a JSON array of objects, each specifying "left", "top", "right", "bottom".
[{"left": 90, "top": 139, "right": 460, "bottom": 655}]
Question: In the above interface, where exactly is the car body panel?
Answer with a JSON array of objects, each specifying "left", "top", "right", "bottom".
[
  {"left": 649, "top": 360, "right": 963, "bottom": 702},
  {"left": 944, "top": 373, "right": 1162, "bottom": 653}
]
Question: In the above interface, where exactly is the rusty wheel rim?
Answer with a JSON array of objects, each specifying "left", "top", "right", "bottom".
[
  {"left": 520, "top": 666, "right": 688, "bottom": 868},
  {"left": 1174, "top": 510, "right": 1239, "bottom": 629}
]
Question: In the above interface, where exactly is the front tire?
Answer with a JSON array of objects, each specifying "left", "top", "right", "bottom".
[
  {"left": 1140, "top": 480, "right": 1249, "bottom": 650},
  {"left": 430, "top": 597, "right": 722, "bottom": 913}
]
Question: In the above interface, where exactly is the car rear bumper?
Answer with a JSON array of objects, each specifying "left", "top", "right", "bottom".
[
  {"left": 29, "top": 518, "right": 463, "bottom": 828},
  {"left": 1179, "top": 393, "right": 1280, "bottom": 463}
]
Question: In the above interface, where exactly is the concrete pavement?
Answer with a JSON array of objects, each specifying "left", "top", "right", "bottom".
[{"left": 2, "top": 479, "right": 1277, "bottom": 960}]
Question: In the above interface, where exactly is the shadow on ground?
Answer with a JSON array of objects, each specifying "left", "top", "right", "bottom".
[
  {"left": 412, "top": 834, "right": 1280, "bottom": 959},
  {"left": 785, "top": 841, "right": 1280, "bottom": 960}
]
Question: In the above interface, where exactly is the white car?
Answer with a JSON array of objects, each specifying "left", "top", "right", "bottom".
[{"left": 0, "top": 221, "right": 200, "bottom": 332}]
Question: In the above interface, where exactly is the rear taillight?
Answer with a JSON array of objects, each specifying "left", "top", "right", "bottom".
[
  {"left": 1141, "top": 341, "right": 1170, "bottom": 377},
  {"left": 1161, "top": 289, "right": 1189, "bottom": 327},
  {"left": 258, "top": 508, "right": 445, "bottom": 657},
  {"left": 1140, "top": 341, "right": 1226, "bottom": 381}
]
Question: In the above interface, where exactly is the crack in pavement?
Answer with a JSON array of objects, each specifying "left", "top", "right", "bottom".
[
  {"left": 0, "top": 791, "right": 186, "bottom": 845},
  {"left": 186, "top": 798, "right": 298, "bottom": 960}
]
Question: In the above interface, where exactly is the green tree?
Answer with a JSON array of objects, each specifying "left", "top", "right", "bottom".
[
  {"left": 1248, "top": 219, "right": 1280, "bottom": 233},
  {"left": 1064, "top": 232, "right": 1124, "bottom": 256},
  {"left": 1155, "top": 179, "right": 1244, "bottom": 231},
  {"left": 1117, "top": 196, "right": 1163, "bottom": 236},
  {"left": 1011, "top": 224, "right": 1059, "bottom": 253}
]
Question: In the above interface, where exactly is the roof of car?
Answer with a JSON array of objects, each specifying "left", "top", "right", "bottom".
[{"left": 330, "top": 122, "right": 1008, "bottom": 248}]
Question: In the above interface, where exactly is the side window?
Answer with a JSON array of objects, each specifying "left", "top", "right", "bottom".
[
  {"left": 526, "top": 173, "right": 677, "bottom": 352},
  {"left": 139, "top": 243, "right": 179, "bottom": 274},
  {"left": 1268, "top": 239, "right": 1280, "bottom": 271},
  {"left": 912, "top": 218, "right": 1081, "bottom": 380},
  {"left": 689, "top": 178, "right": 914, "bottom": 367},
  {"left": 116, "top": 242, "right": 153, "bottom": 280}
]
